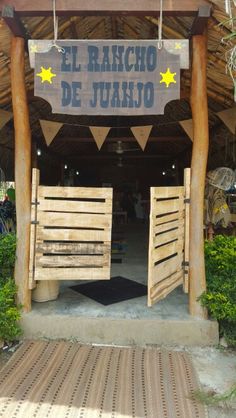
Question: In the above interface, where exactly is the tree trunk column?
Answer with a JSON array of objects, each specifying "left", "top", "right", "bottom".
[
  {"left": 11, "top": 37, "right": 31, "bottom": 312},
  {"left": 189, "top": 33, "right": 208, "bottom": 318}
]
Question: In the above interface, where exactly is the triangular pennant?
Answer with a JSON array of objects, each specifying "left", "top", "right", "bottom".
[
  {"left": 130, "top": 126, "right": 153, "bottom": 150},
  {"left": 217, "top": 107, "right": 236, "bottom": 135},
  {"left": 179, "top": 119, "right": 193, "bottom": 142},
  {"left": 39, "top": 120, "right": 63, "bottom": 146},
  {"left": 89, "top": 126, "right": 110, "bottom": 150},
  {"left": 0, "top": 109, "right": 13, "bottom": 130}
]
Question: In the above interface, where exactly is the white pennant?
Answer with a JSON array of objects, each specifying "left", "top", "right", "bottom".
[
  {"left": 217, "top": 107, "right": 236, "bottom": 135},
  {"left": 0, "top": 109, "right": 13, "bottom": 130},
  {"left": 39, "top": 119, "right": 63, "bottom": 146},
  {"left": 89, "top": 126, "right": 110, "bottom": 150},
  {"left": 130, "top": 125, "right": 153, "bottom": 150},
  {"left": 179, "top": 119, "right": 193, "bottom": 142}
]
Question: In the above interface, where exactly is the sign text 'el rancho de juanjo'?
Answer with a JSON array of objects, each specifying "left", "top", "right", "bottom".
[{"left": 29, "top": 40, "right": 189, "bottom": 116}]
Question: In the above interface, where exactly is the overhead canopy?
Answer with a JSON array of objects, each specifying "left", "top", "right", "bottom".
[{"left": 0, "top": 0, "right": 235, "bottom": 178}]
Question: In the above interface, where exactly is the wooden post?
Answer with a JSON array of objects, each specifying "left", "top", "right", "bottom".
[
  {"left": 11, "top": 37, "right": 32, "bottom": 312},
  {"left": 189, "top": 33, "right": 208, "bottom": 318}
]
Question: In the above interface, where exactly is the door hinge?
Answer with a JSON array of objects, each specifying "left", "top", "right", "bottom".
[{"left": 184, "top": 198, "right": 190, "bottom": 204}]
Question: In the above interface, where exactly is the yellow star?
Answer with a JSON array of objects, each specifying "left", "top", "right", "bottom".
[
  {"left": 160, "top": 68, "right": 176, "bottom": 88},
  {"left": 36, "top": 66, "right": 56, "bottom": 84},
  {"left": 175, "top": 42, "right": 182, "bottom": 50},
  {"left": 30, "top": 44, "right": 38, "bottom": 53}
]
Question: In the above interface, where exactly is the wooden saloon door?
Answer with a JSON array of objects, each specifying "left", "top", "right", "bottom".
[
  {"left": 29, "top": 169, "right": 113, "bottom": 288},
  {"left": 148, "top": 168, "right": 190, "bottom": 306}
]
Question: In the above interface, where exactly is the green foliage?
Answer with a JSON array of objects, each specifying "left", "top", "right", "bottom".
[
  {"left": 0, "top": 278, "right": 22, "bottom": 341},
  {"left": 0, "top": 233, "right": 21, "bottom": 342},
  {"left": 0, "top": 233, "right": 16, "bottom": 278},
  {"left": 200, "top": 235, "right": 236, "bottom": 347},
  {"left": 193, "top": 384, "right": 236, "bottom": 407}
]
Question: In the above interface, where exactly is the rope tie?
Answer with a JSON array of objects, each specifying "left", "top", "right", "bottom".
[
  {"left": 51, "top": 0, "right": 65, "bottom": 53},
  {"left": 158, "top": 0, "right": 163, "bottom": 49}
]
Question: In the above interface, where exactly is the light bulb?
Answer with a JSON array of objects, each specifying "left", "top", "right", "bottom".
[
  {"left": 76, "top": 171, "right": 79, "bottom": 175},
  {"left": 162, "top": 171, "right": 166, "bottom": 176},
  {"left": 172, "top": 164, "right": 175, "bottom": 169},
  {"left": 37, "top": 149, "right": 41, "bottom": 156},
  {"left": 64, "top": 164, "right": 68, "bottom": 169}
]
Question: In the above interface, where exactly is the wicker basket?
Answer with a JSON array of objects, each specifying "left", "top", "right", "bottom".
[{"left": 32, "top": 281, "right": 59, "bottom": 302}]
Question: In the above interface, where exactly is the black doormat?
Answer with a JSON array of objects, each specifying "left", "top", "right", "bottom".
[
  {"left": 70, "top": 276, "right": 147, "bottom": 305},
  {"left": 111, "top": 258, "right": 122, "bottom": 264}
]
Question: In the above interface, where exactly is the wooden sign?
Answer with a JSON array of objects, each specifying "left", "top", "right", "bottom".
[
  {"left": 30, "top": 40, "right": 182, "bottom": 116},
  {"left": 29, "top": 39, "right": 189, "bottom": 69}
]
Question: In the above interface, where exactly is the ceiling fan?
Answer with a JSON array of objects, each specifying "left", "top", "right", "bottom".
[{"left": 107, "top": 140, "right": 140, "bottom": 154}]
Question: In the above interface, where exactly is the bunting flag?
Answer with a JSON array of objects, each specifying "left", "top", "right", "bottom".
[
  {"left": 179, "top": 119, "right": 193, "bottom": 142},
  {"left": 0, "top": 109, "right": 13, "bottom": 130},
  {"left": 89, "top": 126, "right": 110, "bottom": 150},
  {"left": 130, "top": 125, "right": 153, "bottom": 150},
  {"left": 217, "top": 107, "right": 236, "bottom": 135},
  {"left": 39, "top": 119, "right": 63, "bottom": 146}
]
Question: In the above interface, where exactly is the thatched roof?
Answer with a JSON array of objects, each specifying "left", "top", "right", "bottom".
[{"left": 0, "top": 0, "right": 235, "bottom": 180}]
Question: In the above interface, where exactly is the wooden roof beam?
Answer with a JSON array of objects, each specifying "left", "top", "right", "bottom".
[
  {"left": 56, "top": 136, "right": 188, "bottom": 144},
  {"left": 0, "top": 0, "right": 210, "bottom": 17},
  {"left": 2, "top": 5, "right": 30, "bottom": 38},
  {"left": 190, "top": 5, "right": 212, "bottom": 36}
]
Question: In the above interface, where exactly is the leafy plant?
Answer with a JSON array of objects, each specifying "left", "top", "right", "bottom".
[
  {"left": 0, "top": 233, "right": 21, "bottom": 342},
  {"left": 193, "top": 384, "right": 236, "bottom": 407},
  {"left": 0, "top": 278, "right": 22, "bottom": 341},
  {"left": 0, "top": 233, "right": 16, "bottom": 278},
  {"left": 199, "top": 235, "right": 236, "bottom": 346}
]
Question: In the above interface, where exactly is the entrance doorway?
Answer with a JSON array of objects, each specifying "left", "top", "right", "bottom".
[{"left": 29, "top": 167, "right": 190, "bottom": 310}]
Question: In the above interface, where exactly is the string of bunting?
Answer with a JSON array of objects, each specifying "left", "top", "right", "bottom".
[
  {"left": 0, "top": 109, "right": 13, "bottom": 130},
  {"left": 0, "top": 107, "right": 235, "bottom": 148},
  {"left": 38, "top": 106, "right": 236, "bottom": 149}
]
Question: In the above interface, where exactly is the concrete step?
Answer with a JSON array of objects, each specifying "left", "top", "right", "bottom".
[{"left": 21, "top": 312, "right": 219, "bottom": 347}]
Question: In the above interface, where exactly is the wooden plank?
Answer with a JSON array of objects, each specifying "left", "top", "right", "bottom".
[
  {"left": 231, "top": 213, "right": 236, "bottom": 222},
  {"left": 35, "top": 267, "right": 110, "bottom": 280},
  {"left": 37, "top": 212, "right": 112, "bottom": 229},
  {"left": 154, "top": 219, "right": 184, "bottom": 234},
  {"left": 151, "top": 255, "right": 183, "bottom": 285},
  {"left": 11, "top": 37, "right": 32, "bottom": 312},
  {"left": 149, "top": 271, "right": 183, "bottom": 306},
  {"left": 152, "top": 239, "right": 184, "bottom": 264},
  {"left": 28, "top": 168, "right": 39, "bottom": 290},
  {"left": 38, "top": 186, "right": 112, "bottom": 199},
  {"left": 190, "top": 33, "right": 208, "bottom": 318},
  {"left": 37, "top": 227, "right": 111, "bottom": 242},
  {"left": 36, "top": 242, "right": 110, "bottom": 255},
  {"left": 38, "top": 199, "right": 112, "bottom": 214},
  {"left": 183, "top": 168, "right": 191, "bottom": 293},
  {"left": 154, "top": 227, "right": 184, "bottom": 247},
  {"left": 148, "top": 187, "right": 155, "bottom": 307},
  {"left": 36, "top": 254, "right": 109, "bottom": 268},
  {"left": 152, "top": 186, "right": 184, "bottom": 199},
  {"left": 0, "top": 1, "right": 210, "bottom": 16},
  {"left": 153, "top": 197, "right": 184, "bottom": 215},
  {"left": 155, "top": 211, "right": 184, "bottom": 225}
]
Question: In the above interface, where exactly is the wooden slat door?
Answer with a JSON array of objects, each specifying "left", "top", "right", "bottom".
[
  {"left": 148, "top": 168, "right": 190, "bottom": 306},
  {"left": 29, "top": 169, "right": 113, "bottom": 288}
]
